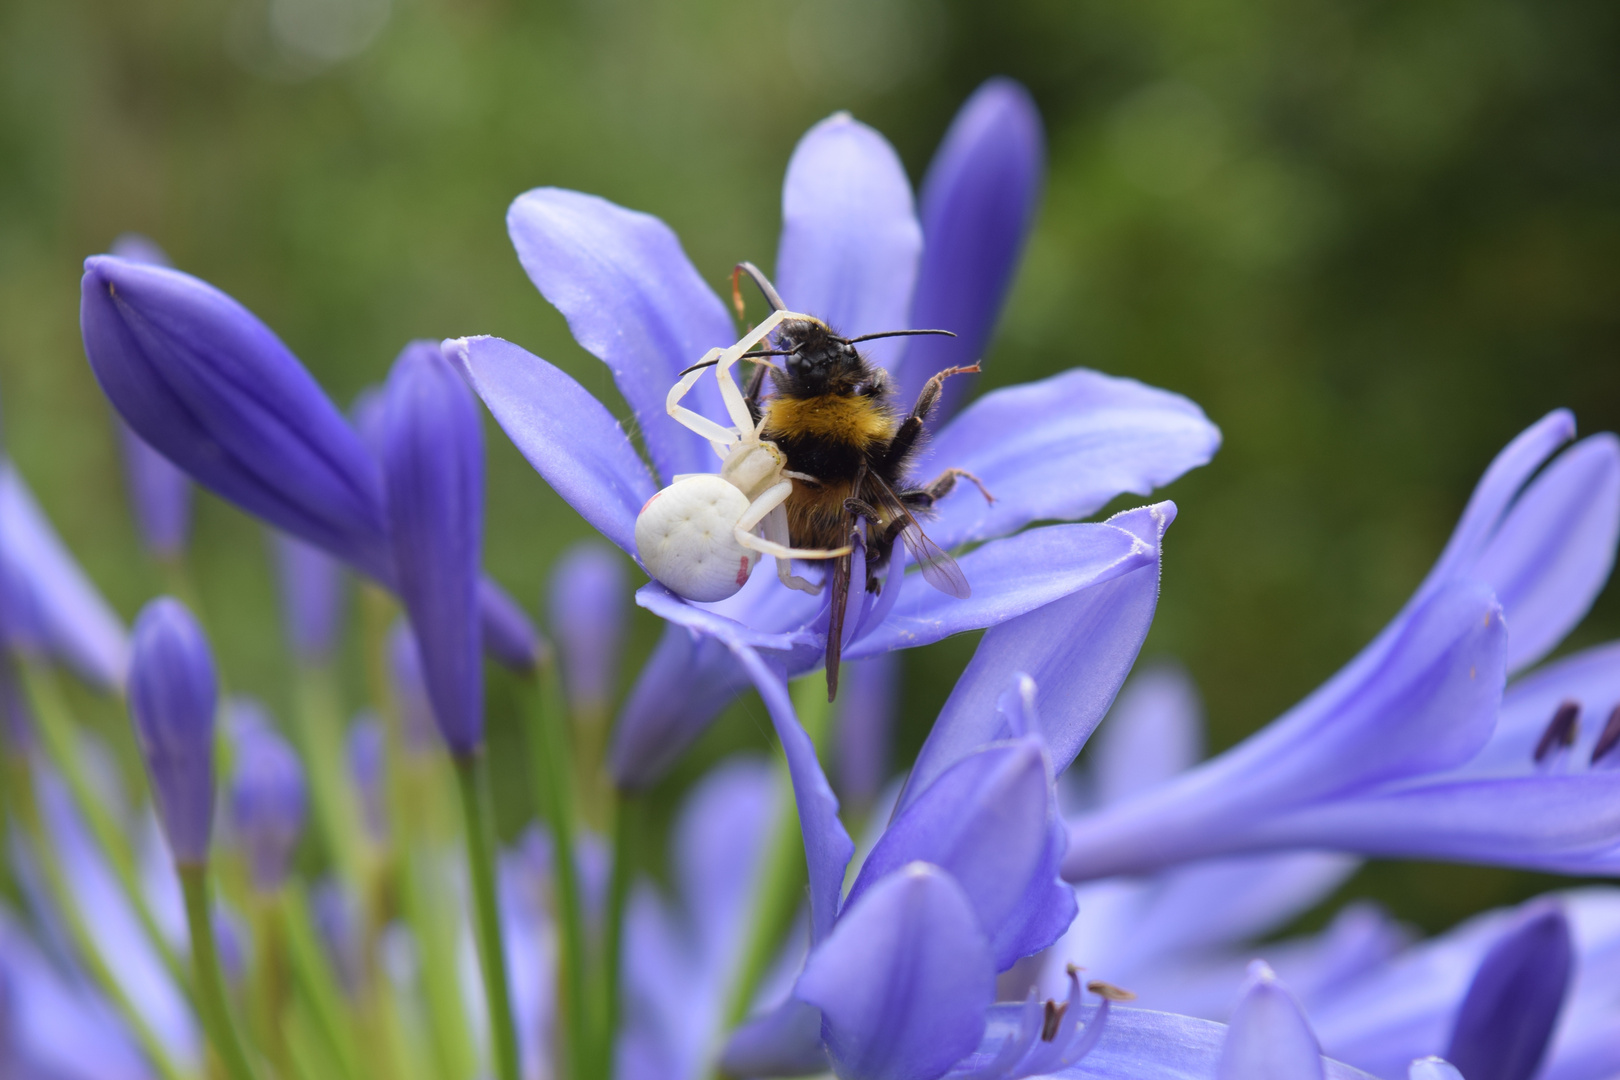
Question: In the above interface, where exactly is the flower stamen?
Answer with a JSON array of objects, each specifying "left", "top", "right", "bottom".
[{"left": 1532, "top": 700, "right": 1580, "bottom": 764}]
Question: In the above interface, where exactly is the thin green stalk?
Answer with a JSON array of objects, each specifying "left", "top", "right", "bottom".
[
  {"left": 19, "top": 660, "right": 189, "bottom": 991},
  {"left": 525, "top": 668, "right": 592, "bottom": 1080},
  {"left": 9, "top": 767, "right": 190, "bottom": 1080},
  {"left": 357, "top": 582, "right": 477, "bottom": 1079},
  {"left": 603, "top": 791, "right": 636, "bottom": 1059},
  {"left": 452, "top": 752, "right": 523, "bottom": 1080},
  {"left": 291, "top": 663, "right": 367, "bottom": 888},
  {"left": 720, "top": 677, "right": 834, "bottom": 1031},
  {"left": 281, "top": 885, "right": 367, "bottom": 1080},
  {"left": 179, "top": 864, "right": 262, "bottom": 1080}
]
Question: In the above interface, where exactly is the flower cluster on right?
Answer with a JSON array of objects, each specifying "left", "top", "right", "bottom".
[{"left": 2, "top": 76, "right": 1617, "bottom": 1080}]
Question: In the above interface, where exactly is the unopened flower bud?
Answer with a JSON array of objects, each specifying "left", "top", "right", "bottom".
[
  {"left": 229, "top": 724, "right": 308, "bottom": 892},
  {"left": 381, "top": 342, "right": 484, "bottom": 754},
  {"left": 127, "top": 597, "right": 218, "bottom": 865}
]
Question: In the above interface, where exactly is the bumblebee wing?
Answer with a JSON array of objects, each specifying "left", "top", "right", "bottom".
[{"left": 867, "top": 474, "right": 971, "bottom": 600}]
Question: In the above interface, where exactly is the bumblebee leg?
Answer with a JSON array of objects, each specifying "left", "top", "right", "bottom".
[
  {"left": 905, "top": 467, "right": 996, "bottom": 510},
  {"left": 877, "top": 364, "right": 982, "bottom": 472}
]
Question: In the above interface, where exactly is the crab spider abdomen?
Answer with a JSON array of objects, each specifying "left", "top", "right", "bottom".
[{"left": 635, "top": 473, "right": 760, "bottom": 602}]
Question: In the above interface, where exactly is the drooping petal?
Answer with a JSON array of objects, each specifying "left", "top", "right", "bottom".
[
  {"left": 0, "top": 463, "right": 129, "bottom": 690},
  {"left": 1063, "top": 580, "right": 1507, "bottom": 880},
  {"left": 905, "top": 503, "right": 1173, "bottom": 810},
  {"left": 847, "top": 738, "right": 1073, "bottom": 971},
  {"left": 1409, "top": 1059, "right": 1465, "bottom": 1080},
  {"left": 846, "top": 516, "right": 1159, "bottom": 661},
  {"left": 795, "top": 863, "right": 994, "bottom": 1080},
  {"left": 448, "top": 335, "right": 656, "bottom": 556},
  {"left": 127, "top": 597, "right": 218, "bottom": 865},
  {"left": 550, "top": 541, "right": 630, "bottom": 715},
  {"left": 81, "top": 256, "right": 393, "bottom": 582},
  {"left": 896, "top": 77, "right": 1044, "bottom": 416},
  {"left": 1444, "top": 901, "right": 1572, "bottom": 1080},
  {"left": 382, "top": 342, "right": 484, "bottom": 754},
  {"left": 914, "top": 370, "right": 1218, "bottom": 551},
  {"left": 1216, "top": 963, "right": 1325, "bottom": 1080},
  {"left": 731, "top": 645, "right": 854, "bottom": 946},
  {"left": 1087, "top": 663, "right": 1205, "bottom": 809},
  {"left": 775, "top": 113, "right": 922, "bottom": 368},
  {"left": 506, "top": 187, "right": 735, "bottom": 483},
  {"left": 1470, "top": 433, "right": 1620, "bottom": 674}
]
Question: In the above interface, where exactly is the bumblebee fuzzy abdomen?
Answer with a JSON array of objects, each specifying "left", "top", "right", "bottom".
[{"left": 760, "top": 393, "right": 898, "bottom": 481}]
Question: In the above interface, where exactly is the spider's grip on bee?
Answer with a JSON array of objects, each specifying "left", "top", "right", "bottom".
[{"left": 634, "top": 262, "right": 983, "bottom": 699}]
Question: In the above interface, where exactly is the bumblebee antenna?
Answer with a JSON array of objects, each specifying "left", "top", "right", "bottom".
[
  {"left": 731, "top": 261, "right": 788, "bottom": 316},
  {"left": 843, "top": 328, "right": 957, "bottom": 344},
  {"left": 677, "top": 349, "right": 793, "bottom": 377}
]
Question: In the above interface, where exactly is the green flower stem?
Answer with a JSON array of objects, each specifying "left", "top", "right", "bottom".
[
  {"left": 179, "top": 863, "right": 261, "bottom": 1080},
  {"left": 356, "top": 582, "right": 475, "bottom": 1076},
  {"left": 280, "top": 884, "right": 368, "bottom": 1080},
  {"left": 721, "top": 676, "right": 834, "bottom": 1032},
  {"left": 248, "top": 898, "right": 290, "bottom": 1076},
  {"left": 292, "top": 662, "right": 368, "bottom": 888},
  {"left": 17, "top": 660, "right": 190, "bottom": 993},
  {"left": 452, "top": 751, "right": 523, "bottom": 1080},
  {"left": 603, "top": 791, "right": 637, "bottom": 1064},
  {"left": 7, "top": 763, "right": 190, "bottom": 1080},
  {"left": 525, "top": 666, "right": 595, "bottom": 1080}
]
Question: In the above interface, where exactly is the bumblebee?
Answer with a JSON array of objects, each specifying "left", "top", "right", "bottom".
[{"left": 729, "top": 263, "right": 991, "bottom": 698}]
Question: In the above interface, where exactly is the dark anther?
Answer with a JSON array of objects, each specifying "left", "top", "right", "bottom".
[
  {"left": 1591, "top": 704, "right": 1620, "bottom": 766},
  {"left": 1040, "top": 999, "right": 1069, "bottom": 1042},
  {"left": 1533, "top": 700, "right": 1581, "bottom": 763}
]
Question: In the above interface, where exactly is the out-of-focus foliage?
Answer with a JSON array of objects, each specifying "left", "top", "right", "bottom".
[{"left": 1, "top": 0, "right": 1616, "bottom": 931}]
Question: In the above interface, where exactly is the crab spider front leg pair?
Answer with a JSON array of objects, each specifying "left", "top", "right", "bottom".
[{"left": 633, "top": 309, "right": 850, "bottom": 603}]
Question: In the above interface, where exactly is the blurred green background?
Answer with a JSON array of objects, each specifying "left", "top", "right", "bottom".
[{"left": 2, "top": 0, "right": 1617, "bottom": 935}]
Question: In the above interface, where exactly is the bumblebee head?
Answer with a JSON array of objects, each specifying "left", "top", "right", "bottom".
[{"left": 775, "top": 318, "right": 868, "bottom": 397}]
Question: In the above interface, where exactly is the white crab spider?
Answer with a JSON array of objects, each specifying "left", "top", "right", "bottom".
[{"left": 634, "top": 308, "right": 851, "bottom": 603}]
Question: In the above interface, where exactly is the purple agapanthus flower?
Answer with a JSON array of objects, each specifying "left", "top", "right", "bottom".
[
  {"left": 1060, "top": 410, "right": 1620, "bottom": 880},
  {"left": 446, "top": 77, "right": 1219, "bottom": 788},
  {"left": 1024, "top": 665, "right": 1605, "bottom": 1080}
]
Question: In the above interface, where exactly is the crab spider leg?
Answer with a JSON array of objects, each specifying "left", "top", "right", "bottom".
[
  {"left": 762, "top": 503, "right": 823, "bottom": 595},
  {"left": 734, "top": 481, "right": 852, "bottom": 560},
  {"left": 713, "top": 308, "right": 818, "bottom": 434},
  {"left": 713, "top": 309, "right": 793, "bottom": 432},
  {"left": 665, "top": 348, "right": 740, "bottom": 449}
]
